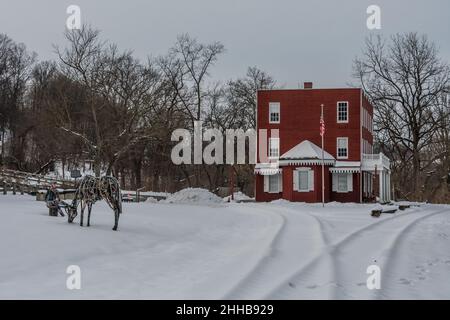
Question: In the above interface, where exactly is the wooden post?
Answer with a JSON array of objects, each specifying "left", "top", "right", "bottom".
[
  {"left": 229, "top": 166, "right": 234, "bottom": 201},
  {"left": 12, "top": 183, "right": 16, "bottom": 195},
  {"left": 2, "top": 181, "right": 6, "bottom": 195}
]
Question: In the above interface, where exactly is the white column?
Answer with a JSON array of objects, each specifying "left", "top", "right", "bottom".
[
  {"left": 379, "top": 169, "right": 384, "bottom": 203},
  {"left": 387, "top": 171, "right": 391, "bottom": 202},
  {"left": 384, "top": 171, "right": 388, "bottom": 202}
]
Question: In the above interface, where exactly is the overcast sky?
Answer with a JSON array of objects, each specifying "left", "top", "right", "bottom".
[{"left": 1, "top": 0, "right": 449, "bottom": 88}]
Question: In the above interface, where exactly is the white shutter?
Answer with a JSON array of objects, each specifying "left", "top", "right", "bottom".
[
  {"left": 278, "top": 174, "right": 283, "bottom": 193},
  {"left": 264, "top": 175, "right": 269, "bottom": 192},
  {"left": 347, "top": 173, "right": 353, "bottom": 192},
  {"left": 293, "top": 170, "right": 299, "bottom": 191},
  {"left": 308, "top": 169, "right": 314, "bottom": 191},
  {"left": 332, "top": 173, "right": 337, "bottom": 192}
]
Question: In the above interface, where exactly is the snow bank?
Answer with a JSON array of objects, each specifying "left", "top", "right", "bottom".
[
  {"left": 372, "top": 204, "right": 399, "bottom": 212},
  {"left": 145, "top": 197, "right": 159, "bottom": 203},
  {"left": 163, "top": 188, "right": 223, "bottom": 205},
  {"left": 223, "top": 192, "right": 253, "bottom": 202},
  {"left": 122, "top": 190, "right": 170, "bottom": 197},
  {"left": 394, "top": 201, "right": 423, "bottom": 207}
]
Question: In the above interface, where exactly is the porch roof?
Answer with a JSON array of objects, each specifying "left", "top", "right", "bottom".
[
  {"left": 329, "top": 161, "right": 361, "bottom": 173},
  {"left": 280, "top": 140, "right": 335, "bottom": 162},
  {"left": 254, "top": 163, "right": 282, "bottom": 175}
]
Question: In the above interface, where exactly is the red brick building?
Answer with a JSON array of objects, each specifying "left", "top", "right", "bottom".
[{"left": 254, "top": 83, "right": 391, "bottom": 203}]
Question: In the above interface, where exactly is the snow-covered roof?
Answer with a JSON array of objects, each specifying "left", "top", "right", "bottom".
[{"left": 280, "top": 140, "right": 335, "bottom": 161}]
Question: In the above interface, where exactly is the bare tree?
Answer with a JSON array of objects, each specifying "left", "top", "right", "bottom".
[
  {"left": 354, "top": 33, "right": 450, "bottom": 199},
  {"left": 204, "top": 67, "right": 277, "bottom": 195},
  {"left": 222, "top": 66, "right": 276, "bottom": 129},
  {"left": 0, "top": 34, "right": 36, "bottom": 168},
  {"left": 157, "top": 34, "right": 225, "bottom": 188},
  {"left": 158, "top": 34, "right": 225, "bottom": 125},
  {"left": 55, "top": 26, "right": 161, "bottom": 176}
]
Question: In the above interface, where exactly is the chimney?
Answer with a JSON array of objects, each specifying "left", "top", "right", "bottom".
[{"left": 304, "top": 82, "right": 313, "bottom": 89}]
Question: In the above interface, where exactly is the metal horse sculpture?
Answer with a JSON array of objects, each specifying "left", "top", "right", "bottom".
[{"left": 66, "top": 176, "right": 122, "bottom": 231}]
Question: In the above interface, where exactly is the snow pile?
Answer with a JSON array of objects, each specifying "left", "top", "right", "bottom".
[
  {"left": 163, "top": 188, "right": 223, "bottom": 205},
  {"left": 223, "top": 192, "right": 253, "bottom": 202},
  {"left": 145, "top": 197, "right": 159, "bottom": 203},
  {"left": 395, "top": 201, "right": 422, "bottom": 207},
  {"left": 372, "top": 204, "right": 399, "bottom": 212},
  {"left": 122, "top": 190, "right": 170, "bottom": 197}
]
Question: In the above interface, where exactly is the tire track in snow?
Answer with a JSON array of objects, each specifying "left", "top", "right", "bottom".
[
  {"left": 263, "top": 205, "right": 337, "bottom": 299},
  {"left": 264, "top": 205, "right": 435, "bottom": 299},
  {"left": 327, "top": 206, "right": 447, "bottom": 299},
  {"left": 221, "top": 204, "right": 286, "bottom": 299},
  {"left": 373, "top": 207, "right": 450, "bottom": 300},
  {"left": 223, "top": 204, "right": 327, "bottom": 299}
]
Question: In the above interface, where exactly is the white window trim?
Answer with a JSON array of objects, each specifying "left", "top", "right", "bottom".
[
  {"left": 268, "top": 137, "right": 280, "bottom": 159},
  {"left": 336, "top": 137, "right": 349, "bottom": 160},
  {"left": 337, "top": 101, "right": 349, "bottom": 124},
  {"left": 269, "top": 102, "right": 280, "bottom": 124}
]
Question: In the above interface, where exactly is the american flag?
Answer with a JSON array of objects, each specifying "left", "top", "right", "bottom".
[{"left": 320, "top": 113, "right": 325, "bottom": 137}]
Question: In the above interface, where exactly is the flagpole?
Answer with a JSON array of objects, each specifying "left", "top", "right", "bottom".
[{"left": 321, "top": 104, "right": 325, "bottom": 208}]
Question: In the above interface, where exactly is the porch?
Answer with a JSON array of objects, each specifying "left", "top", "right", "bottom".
[{"left": 361, "top": 153, "right": 391, "bottom": 203}]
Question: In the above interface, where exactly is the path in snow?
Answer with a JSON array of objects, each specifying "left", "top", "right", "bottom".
[
  {"left": 223, "top": 203, "right": 328, "bottom": 299},
  {"left": 1, "top": 194, "right": 449, "bottom": 299},
  {"left": 222, "top": 203, "right": 450, "bottom": 299}
]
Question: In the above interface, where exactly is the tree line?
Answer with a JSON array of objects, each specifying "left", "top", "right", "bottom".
[
  {"left": 0, "top": 27, "right": 448, "bottom": 202},
  {"left": 0, "top": 26, "right": 275, "bottom": 195}
]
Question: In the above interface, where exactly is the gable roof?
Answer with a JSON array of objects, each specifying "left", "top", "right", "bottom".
[{"left": 280, "top": 140, "right": 335, "bottom": 161}]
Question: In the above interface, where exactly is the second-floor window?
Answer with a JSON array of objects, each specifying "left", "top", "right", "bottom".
[
  {"left": 337, "top": 137, "right": 348, "bottom": 159},
  {"left": 269, "top": 138, "right": 280, "bottom": 158},
  {"left": 337, "top": 101, "right": 348, "bottom": 123},
  {"left": 269, "top": 102, "right": 280, "bottom": 123}
]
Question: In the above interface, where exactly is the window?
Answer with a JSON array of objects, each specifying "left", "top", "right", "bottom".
[
  {"left": 337, "top": 101, "right": 348, "bottom": 123},
  {"left": 337, "top": 174, "right": 348, "bottom": 192},
  {"left": 268, "top": 174, "right": 279, "bottom": 193},
  {"left": 363, "top": 139, "right": 373, "bottom": 154},
  {"left": 363, "top": 109, "right": 367, "bottom": 128},
  {"left": 269, "top": 102, "right": 280, "bottom": 123},
  {"left": 294, "top": 168, "right": 314, "bottom": 192},
  {"left": 264, "top": 173, "right": 282, "bottom": 193},
  {"left": 269, "top": 138, "right": 279, "bottom": 158},
  {"left": 337, "top": 137, "right": 348, "bottom": 159},
  {"left": 298, "top": 171, "right": 309, "bottom": 191},
  {"left": 332, "top": 173, "right": 353, "bottom": 193}
]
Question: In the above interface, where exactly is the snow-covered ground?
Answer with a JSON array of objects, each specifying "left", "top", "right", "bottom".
[{"left": 0, "top": 193, "right": 449, "bottom": 299}]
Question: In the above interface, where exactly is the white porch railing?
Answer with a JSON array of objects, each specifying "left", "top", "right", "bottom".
[{"left": 362, "top": 153, "right": 390, "bottom": 171}]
